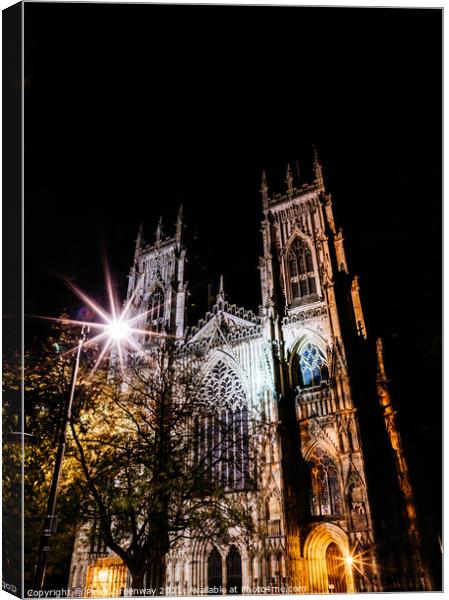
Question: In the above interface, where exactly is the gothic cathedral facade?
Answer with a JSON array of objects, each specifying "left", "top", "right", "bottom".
[{"left": 68, "top": 152, "right": 431, "bottom": 595}]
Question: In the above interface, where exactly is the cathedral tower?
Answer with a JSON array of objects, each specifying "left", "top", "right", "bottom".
[
  {"left": 126, "top": 207, "right": 187, "bottom": 339},
  {"left": 260, "top": 150, "right": 379, "bottom": 593}
]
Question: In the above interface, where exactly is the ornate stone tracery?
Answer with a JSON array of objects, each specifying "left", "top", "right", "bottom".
[{"left": 201, "top": 360, "right": 247, "bottom": 411}]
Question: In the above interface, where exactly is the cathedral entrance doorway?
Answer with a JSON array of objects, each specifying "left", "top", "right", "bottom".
[
  {"left": 303, "top": 523, "right": 355, "bottom": 593},
  {"left": 325, "top": 542, "right": 347, "bottom": 593},
  {"left": 208, "top": 548, "right": 222, "bottom": 594},
  {"left": 226, "top": 546, "right": 242, "bottom": 594}
]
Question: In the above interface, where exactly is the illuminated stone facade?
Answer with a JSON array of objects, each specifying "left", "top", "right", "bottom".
[{"left": 68, "top": 152, "right": 430, "bottom": 595}]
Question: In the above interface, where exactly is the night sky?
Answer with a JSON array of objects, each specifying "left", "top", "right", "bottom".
[{"left": 24, "top": 3, "right": 442, "bottom": 585}]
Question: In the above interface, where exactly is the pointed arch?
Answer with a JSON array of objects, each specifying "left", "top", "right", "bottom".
[
  {"left": 326, "top": 543, "right": 347, "bottom": 592},
  {"left": 305, "top": 445, "right": 343, "bottom": 516},
  {"left": 303, "top": 436, "right": 338, "bottom": 463},
  {"left": 146, "top": 282, "right": 166, "bottom": 329},
  {"left": 201, "top": 356, "right": 247, "bottom": 411},
  {"left": 201, "top": 349, "right": 250, "bottom": 402},
  {"left": 265, "top": 492, "right": 282, "bottom": 538},
  {"left": 303, "top": 523, "right": 355, "bottom": 593},
  {"left": 208, "top": 548, "right": 223, "bottom": 593},
  {"left": 226, "top": 546, "right": 242, "bottom": 594},
  {"left": 289, "top": 332, "right": 330, "bottom": 389},
  {"left": 284, "top": 235, "right": 318, "bottom": 303},
  {"left": 284, "top": 229, "right": 314, "bottom": 258},
  {"left": 198, "top": 357, "right": 250, "bottom": 491}
]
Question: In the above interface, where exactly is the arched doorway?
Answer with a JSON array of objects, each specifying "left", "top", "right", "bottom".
[
  {"left": 226, "top": 546, "right": 242, "bottom": 594},
  {"left": 208, "top": 548, "right": 222, "bottom": 594},
  {"left": 303, "top": 523, "right": 355, "bottom": 593},
  {"left": 326, "top": 542, "right": 347, "bottom": 593}
]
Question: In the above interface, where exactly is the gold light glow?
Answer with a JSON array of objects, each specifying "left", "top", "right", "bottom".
[
  {"left": 97, "top": 568, "right": 109, "bottom": 583},
  {"left": 337, "top": 544, "right": 377, "bottom": 585}
]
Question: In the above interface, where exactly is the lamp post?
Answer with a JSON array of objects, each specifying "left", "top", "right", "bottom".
[
  {"left": 33, "top": 325, "right": 89, "bottom": 591},
  {"left": 31, "top": 267, "right": 157, "bottom": 592}
]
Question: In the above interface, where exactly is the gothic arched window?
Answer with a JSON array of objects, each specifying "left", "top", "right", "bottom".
[
  {"left": 208, "top": 548, "right": 223, "bottom": 593},
  {"left": 226, "top": 546, "right": 242, "bottom": 594},
  {"left": 287, "top": 239, "right": 317, "bottom": 301},
  {"left": 147, "top": 287, "right": 165, "bottom": 328},
  {"left": 199, "top": 361, "right": 250, "bottom": 491},
  {"left": 308, "top": 447, "right": 342, "bottom": 516},
  {"left": 298, "top": 343, "right": 328, "bottom": 388}
]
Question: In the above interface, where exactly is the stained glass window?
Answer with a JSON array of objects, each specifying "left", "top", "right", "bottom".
[
  {"left": 299, "top": 343, "right": 328, "bottom": 388},
  {"left": 287, "top": 239, "right": 317, "bottom": 301},
  {"left": 308, "top": 447, "right": 342, "bottom": 516}
]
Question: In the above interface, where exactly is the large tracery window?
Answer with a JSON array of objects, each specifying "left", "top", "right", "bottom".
[
  {"left": 287, "top": 239, "right": 317, "bottom": 301},
  {"left": 299, "top": 343, "right": 328, "bottom": 388},
  {"left": 147, "top": 287, "right": 165, "bottom": 328},
  {"left": 308, "top": 447, "right": 342, "bottom": 517},
  {"left": 198, "top": 361, "right": 250, "bottom": 491}
]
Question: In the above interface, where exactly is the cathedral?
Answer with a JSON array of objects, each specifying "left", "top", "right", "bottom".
[{"left": 68, "top": 151, "right": 432, "bottom": 595}]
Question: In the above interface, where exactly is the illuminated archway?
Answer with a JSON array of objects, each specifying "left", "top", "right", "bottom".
[
  {"left": 326, "top": 543, "right": 347, "bottom": 593},
  {"left": 303, "top": 523, "right": 355, "bottom": 593}
]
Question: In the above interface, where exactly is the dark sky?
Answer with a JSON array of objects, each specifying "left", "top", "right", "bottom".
[{"left": 24, "top": 2, "right": 442, "bottom": 583}]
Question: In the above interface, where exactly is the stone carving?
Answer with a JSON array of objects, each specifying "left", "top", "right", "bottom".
[{"left": 283, "top": 305, "right": 327, "bottom": 326}]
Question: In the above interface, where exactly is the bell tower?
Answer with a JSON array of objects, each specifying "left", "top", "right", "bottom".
[
  {"left": 260, "top": 149, "right": 379, "bottom": 593},
  {"left": 126, "top": 206, "right": 187, "bottom": 339}
]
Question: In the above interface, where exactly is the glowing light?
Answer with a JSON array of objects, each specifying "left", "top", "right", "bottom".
[
  {"left": 335, "top": 544, "right": 379, "bottom": 585},
  {"left": 31, "top": 256, "right": 174, "bottom": 374},
  {"left": 106, "top": 320, "right": 131, "bottom": 341},
  {"left": 97, "top": 568, "right": 109, "bottom": 583}
]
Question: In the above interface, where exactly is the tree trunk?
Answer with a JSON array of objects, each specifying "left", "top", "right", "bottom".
[
  {"left": 146, "top": 558, "right": 166, "bottom": 595},
  {"left": 130, "top": 570, "right": 146, "bottom": 596}
]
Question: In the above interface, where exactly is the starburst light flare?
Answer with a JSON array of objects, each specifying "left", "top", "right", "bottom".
[
  {"left": 31, "top": 257, "right": 174, "bottom": 374},
  {"left": 336, "top": 543, "right": 378, "bottom": 584}
]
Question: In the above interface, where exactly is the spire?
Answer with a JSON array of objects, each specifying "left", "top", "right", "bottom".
[
  {"left": 217, "top": 274, "right": 225, "bottom": 304},
  {"left": 376, "top": 338, "right": 388, "bottom": 382},
  {"left": 155, "top": 216, "right": 163, "bottom": 242},
  {"left": 135, "top": 222, "right": 143, "bottom": 256},
  {"left": 261, "top": 171, "right": 269, "bottom": 210},
  {"left": 351, "top": 275, "right": 367, "bottom": 338},
  {"left": 176, "top": 204, "right": 183, "bottom": 242},
  {"left": 295, "top": 158, "right": 301, "bottom": 186},
  {"left": 375, "top": 336, "right": 431, "bottom": 588},
  {"left": 312, "top": 145, "right": 324, "bottom": 188},
  {"left": 285, "top": 163, "right": 294, "bottom": 198}
]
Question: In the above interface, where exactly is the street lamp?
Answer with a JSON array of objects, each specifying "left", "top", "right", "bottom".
[
  {"left": 33, "top": 325, "right": 89, "bottom": 591},
  {"left": 32, "top": 317, "right": 139, "bottom": 591},
  {"left": 32, "top": 267, "right": 168, "bottom": 591}
]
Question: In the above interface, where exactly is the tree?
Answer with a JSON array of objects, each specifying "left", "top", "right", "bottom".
[
  {"left": 3, "top": 317, "right": 100, "bottom": 592},
  {"left": 69, "top": 341, "right": 258, "bottom": 594}
]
